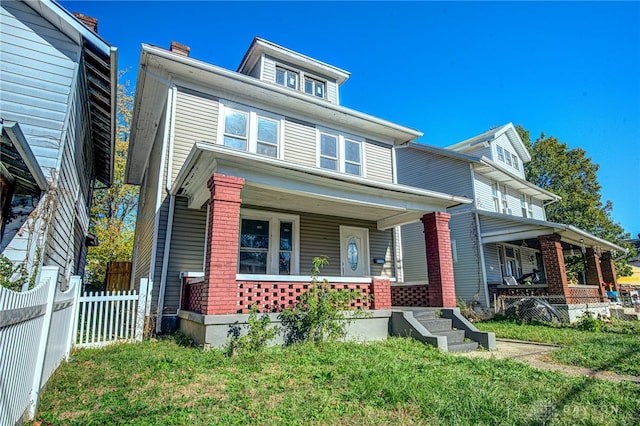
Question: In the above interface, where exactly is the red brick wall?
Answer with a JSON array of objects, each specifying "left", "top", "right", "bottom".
[
  {"left": 584, "top": 248, "right": 606, "bottom": 301},
  {"left": 187, "top": 281, "right": 207, "bottom": 313},
  {"left": 422, "top": 212, "right": 456, "bottom": 307},
  {"left": 370, "top": 278, "right": 391, "bottom": 309},
  {"left": 236, "top": 280, "right": 372, "bottom": 313},
  {"left": 538, "top": 234, "right": 569, "bottom": 302},
  {"left": 600, "top": 251, "right": 619, "bottom": 294},
  {"left": 202, "top": 173, "right": 245, "bottom": 315},
  {"left": 391, "top": 284, "right": 430, "bottom": 307},
  {"left": 567, "top": 286, "right": 604, "bottom": 303}
]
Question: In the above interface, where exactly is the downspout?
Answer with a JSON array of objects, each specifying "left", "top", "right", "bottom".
[
  {"left": 156, "top": 85, "right": 178, "bottom": 333},
  {"left": 470, "top": 164, "right": 490, "bottom": 307}
]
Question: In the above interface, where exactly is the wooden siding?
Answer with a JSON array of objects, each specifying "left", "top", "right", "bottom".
[
  {"left": 0, "top": 0, "right": 79, "bottom": 176},
  {"left": 449, "top": 213, "right": 486, "bottom": 304},
  {"left": 173, "top": 88, "right": 219, "bottom": 183},
  {"left": 283, "top": 118, "right": 316, "bottom": 167},
  {"left": 365, "top": 142, "right": 393, "bottom": 183},
  {"left": 162, "top": 197, "right": 207, "bottom": 314},
  {"left": 473, "top": 173, "right": 496, "bottom": 212},
  {"left": 400, "top": 221, "right": 427, "bottom": 282},
  {"left": 395, "top": 147, "right": 473, "bottom": 197}
]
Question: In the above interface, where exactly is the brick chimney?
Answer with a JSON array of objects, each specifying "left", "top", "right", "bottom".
[
  {"left": 170, "top": 41, "right": 190, "bottom": 57},
  {"left": 73, "top": 12, "right": 98, "bottom": 32}
]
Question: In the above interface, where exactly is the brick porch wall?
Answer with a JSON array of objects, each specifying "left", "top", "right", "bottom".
[
  {"left": 422, "top": 212, "right": 456, "bottom": 307},
  {"left": 584, "top": 248, "right": 607, "bottom": 301},
  {"left": 391, "top": 284, "right": 430, "bottom": 307},
  {"left": 538, "top": 234, "right": 570, "bottom": 303}
]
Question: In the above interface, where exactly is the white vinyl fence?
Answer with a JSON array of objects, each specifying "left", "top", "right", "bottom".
[
  {"left": 1, "top": 272, "right": 149, "bottom": 425},
  {"left": 0, "top": 267, "right": 79, "bottom": 426},
  {"left": 74, "top": 279, "right": 148, "bottom": 348}
]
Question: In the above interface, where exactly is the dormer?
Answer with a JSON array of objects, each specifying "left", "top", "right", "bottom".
[
  {"left": 237, "top": 37, "right": 350, "bottom": 105},
  {"left": 447, "top": 123, "right": 531, "bottom": 179}
]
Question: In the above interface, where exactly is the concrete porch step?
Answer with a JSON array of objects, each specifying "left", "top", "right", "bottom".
[
  {"left": 417, "top": 318, "right": 452, "bottom": 332},
  {"left": 447, "top": 341, "right": 479, "bottom": 353},
  {"left": 431, "top": 329, "right": 466, "bottom": 344}
]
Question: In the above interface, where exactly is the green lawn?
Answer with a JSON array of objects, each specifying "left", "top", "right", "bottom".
[
  {"left": 33, "top": 338, "right": 639, "bottom": 425},
  {"left": 476, "top": 319, "right": 640, "bottom": 376}
]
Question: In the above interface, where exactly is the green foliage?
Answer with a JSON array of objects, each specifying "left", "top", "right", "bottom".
[
  {"left": 226, "top": 303, "right": 276, "bottom": 356},
  {"left": 574, "top": 311, "right": 605, "bottom": 332},
  {"left": 172, "top": 330, "right": 195, "bottom": 347},
  {"left": 279, "top": 256, "right": 368, "bottom": 344},
  {"left": 85, "top": 76, "right": 139, "bottom": 288},
  {"left": 0, "top": 253, "right": 26, "bottom": 291},
  {"left": 516, "top": 125, "right": 636, "bottom": 276}
]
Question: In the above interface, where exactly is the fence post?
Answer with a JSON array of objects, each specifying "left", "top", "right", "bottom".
[
  {"left": 28, "top": 266, "right": 58, "bottom": 419},
  {"left": 135, "top": 278, "right": 149, "bottom": 341},
  {"left": 67, "top": 276, "right": 82, "bottom": 357}
]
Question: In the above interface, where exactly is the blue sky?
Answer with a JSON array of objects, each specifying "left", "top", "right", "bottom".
[{"left": 61, "top": 1, "right": 640, "bottom": 237}]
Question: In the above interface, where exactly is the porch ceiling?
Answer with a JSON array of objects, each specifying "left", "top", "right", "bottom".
[
  {"left": 476, "top": 210, "right": 626, "bottom": 253},
  {"left": 172, "top": 143, "right": 471, "bottom": 230}
]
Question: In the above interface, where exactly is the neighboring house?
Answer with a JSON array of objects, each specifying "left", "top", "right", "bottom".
[
  {"left": 396, "top": 123, "right": 625, "bottom": 312},
  {"left": 125, "top": 38, "right": 471, "bottom": 339},
  {"left": 0, "top": 0, "right": 117, "bottom": 288}
]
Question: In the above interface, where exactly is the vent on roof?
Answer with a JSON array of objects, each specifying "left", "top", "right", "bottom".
[{"left": 170, "top": 41, "right": 190, "bottom": 57}]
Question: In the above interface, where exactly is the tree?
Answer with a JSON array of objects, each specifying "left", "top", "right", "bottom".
[
  {"left": 85, "top": 77, "right": 138, "bottom": 288},
  {"left": 516, "top": 125, "right": 635, "bottom": 277}
]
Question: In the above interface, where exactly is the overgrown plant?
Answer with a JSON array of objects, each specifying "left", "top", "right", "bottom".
[
  {"left": 0, "top": 253, "right": 27, "bottom": 291},
  {"left": 279, "top": 256, "right": 369, "bottom": 345},
  {"left": 226, "top": 303, "right": 276, "bottom": 356}
]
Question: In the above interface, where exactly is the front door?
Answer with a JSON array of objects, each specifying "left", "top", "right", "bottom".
[{"left": 340, "top": 226, "right": 370, "bottom": 277}]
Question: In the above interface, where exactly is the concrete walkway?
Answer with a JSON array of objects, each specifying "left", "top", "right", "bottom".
[{"left": 453, "top": 339, "right": 640, "bottom": 384}]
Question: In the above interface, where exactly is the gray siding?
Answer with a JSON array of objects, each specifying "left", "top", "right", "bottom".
[
  {"left": 483, "top": 243, "right": 502, "bottom": 283},
  {"left": 400, "top": 221, "right": 427, "bottom": 282},
  {"left": 326, "top": 80, "right": 338, "bottom": 105},
  {"left": 283, "top": 118, "right": 316, "bottom": 167},
  {"left": 132, "top": 110, "right": 167, "bottom": 287},
  {"left": 172, "top": 88, "right": 219, "bottom": 183},
  {"left": 395, "top": 147, "right": 473, "bottom": 197},
  {"left": 0, "top": 0, "right": 79, "bottom": 175},
  {"left": 365, "top": 142, "right": 393, "bottom": 183},
  {"left": 531, "top": 199, "right": 545, "bottom": 220},
  {"left": 162, "top": 196, "right": 207, "bottom": 314},
  {"left": 473, "top": 173, "right": 496, "bottom": 212},
  {"left": 493, "top": 134, "right": 526, "bottom": 179},
  {"left": 261, "top": 56, "right": 276, "bottom": 83},
  {"left": 449, "top": 213, "right": 486, "bottom": 305},
  {"left": 479, "top": 213, "right": 522, "bottom": 235}
]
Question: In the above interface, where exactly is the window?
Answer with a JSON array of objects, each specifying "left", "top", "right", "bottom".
[
  {"left": 304, "top": 76, "right": 325, "bottom": 98},
  {"left": 317, "top": 130, "right": 364, "bottom": 176},
  {"left": 497, "top": 146, "right": 504, "bottom": 161},
  {"left": 276, "top": 67, "right": 297, "bottom": 89},
  {"left": 238, "top": 210, "right": 299, "bottom": 275},
  {"left": 520, "top": 194, "right": 528, "bottom": 217},
  {"left": 492, "top": 182, "right": 500, "bottom": 212},
  {"left": 504, "top": 149, "right": 512, "bottom": 166},
  {"left": 500, "top": 184, "right": 510, "bottom": 214},
  {"left": 512, "top": 153, "right": 519, "bottom": 170},
  {"left": 219, "top": 103, "right": 282, "bottom": 158}
]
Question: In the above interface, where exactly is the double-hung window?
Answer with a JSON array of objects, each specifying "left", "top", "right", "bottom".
[
  {"left": 496, "top": 146, "right": 505, "bottom": 162},
  {"left": 500, "top": 184, "right": 510, "bottom": 214},
  {"left": 520, "top": 194, "right": 529, "bottom": 217},
  {"left": 504, "top": 149, "right": 513, "bottom": 166},
  {"left": 238, "top": 210, "right": 299, "bottom": 275},
  {"left": 317, "top": 130, "right": 364, "bottom": 176},
  {"left": 219, "top": 103, "right": 282, "bottom": 159},
  {"left": 512, "top": 153, "right": 519, "bottom": 170},
  {"left": 492, "top": 182, "right": 501, "bottom": 212}
]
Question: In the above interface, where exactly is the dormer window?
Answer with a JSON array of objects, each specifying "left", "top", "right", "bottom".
[
  {"left": 497, "top": 146, "right": 505, "bottom": 161},
  {"left": 504, "top": 149, "right": 513, "bottom": 166},
  {"left": 512, "top": 154, "right": 519, "bottom": 170},
  {"left": 304, "top": 76, "right": 325, "bottom": 98},
  {"left": 276, "top": 66, "right": 298, "bottom": 89}
]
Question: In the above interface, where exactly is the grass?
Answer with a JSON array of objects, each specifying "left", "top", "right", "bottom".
[
  {"left": 33, "top": 337, "right": 639, "bottom": 425},
  {"left": 476, "top": 319, "right": 640, "bottom": 376}
]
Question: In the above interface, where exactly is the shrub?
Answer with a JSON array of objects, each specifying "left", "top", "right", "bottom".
[
  {"left": 226, "top": 303, "right": 276, "bottom": 356},
  {"left": 279, "top": 256, "right": 369, "bottom": 345}
]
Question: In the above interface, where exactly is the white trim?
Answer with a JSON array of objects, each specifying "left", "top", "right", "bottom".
[
  {"left": 236, "top": 274, "right": 372, "bottom": 283},
  {"left": 179, "top": 272, "right": 204, "bottom": 279},
  {"left": 166, "top": 85, "right": 177, "bottom": 191},
  {"left": 156, "top": 194, "right": 176, "bottom": 333},
  {"left": 239, "top": 209, "right": 300, "bottom": 275},
  {"left": 393, "top": 226, "right": 404, "bottom": 283},
  {"left": 339, "top": 226, "right": 371, "bottom": 276}
]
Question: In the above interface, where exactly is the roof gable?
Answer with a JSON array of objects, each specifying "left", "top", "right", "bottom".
[{"left": 447, "top": 123, "right": 531, "bottom": 163}]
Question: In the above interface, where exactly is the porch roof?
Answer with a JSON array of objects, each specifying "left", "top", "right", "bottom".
[
  {"left": 172, "top": 143, "right": 472, "bottom": 230},
  {"left": 476, "top": 210, "right": 626, "bottom": 253}
]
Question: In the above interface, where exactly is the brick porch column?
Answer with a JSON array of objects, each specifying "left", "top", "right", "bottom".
[
  {"left": 202, "top": 173, "right": 245, "bottom": 315},
  {"left": 584, "top": 248, "right": 606, "bottom": 301},
  {"left": 600, "top": 251, "right": 619, "bottom": 295},
  {"left": 422, "top": 212, "right": 456, "bottom": 307},
  {"left": 370, "top": 278, "right": 391, "bottom": 309},
  {"left": 538, "top": 234, "right": 569, "bottom": 303}
]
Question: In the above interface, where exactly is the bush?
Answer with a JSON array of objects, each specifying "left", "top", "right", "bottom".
[
  {"left": 226, "top": 303, "right": 276, "bottom": 356},
  {"left": 279, "top": 256, "right": 369, "bottom": 345}
]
